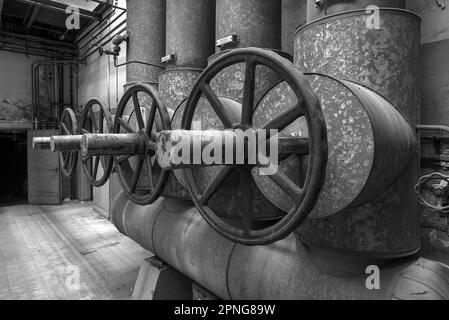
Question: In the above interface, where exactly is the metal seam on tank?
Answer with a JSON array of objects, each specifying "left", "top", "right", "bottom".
[
  {"left": 121, "top": 199, "right": 132, "bottom": 237},
  {"left": 340, "top": 79, "right": 416, "bottom": 206},
  {"left": 302, "top": 73, "right": 375, "bottom": 215},
  {"left": 150, "top": 201, "right": 171, "bottom": 258},
  {"left": 294, "top": 8, "right": 421, "bottom": 37},
  {"left": 225, "top": 242, "right": 238, "bottom": 300}
]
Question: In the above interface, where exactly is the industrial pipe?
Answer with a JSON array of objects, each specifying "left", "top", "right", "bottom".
[{"left": 112, "top": 194, "right": 449, "bottom": 300}]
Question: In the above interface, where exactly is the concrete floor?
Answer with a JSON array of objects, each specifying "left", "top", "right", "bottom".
[{"left": 0, "top": 201, "right": 150, "bottom": 300}]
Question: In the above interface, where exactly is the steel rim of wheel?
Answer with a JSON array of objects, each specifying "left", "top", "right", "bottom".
[
  {"left": 59, "top": 108, "right": 79, "bottom": 177},
  {"left": 181, "top": 47, "right": 328, "bottom": 245},
  {"left": 80, "top": 98, "right": 114, "bottom": 187},
  {"left": 113, "top": 83, "right": 171, "bottom": 205}
]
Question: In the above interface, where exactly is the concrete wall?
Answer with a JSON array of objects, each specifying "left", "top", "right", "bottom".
[
  {"left": 0, "top": 51, "right": 48, "bottom": 122},
  {"left": 77, "top": 0, "right": 127, "bottom": 217},
  {"left": 406, "top": 0, "right": 449, "bottom": 125}
]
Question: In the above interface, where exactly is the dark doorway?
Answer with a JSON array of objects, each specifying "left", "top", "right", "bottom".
[{"left": 0, "top": 131, "right": 28, "bottom": 206}]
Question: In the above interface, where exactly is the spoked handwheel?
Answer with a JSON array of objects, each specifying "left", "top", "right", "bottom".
[
  {"left": 59, "top": 108, "right": 78, "bottom": 177},
  {"left": 182, "top": 48, "right": 328, "bottom": 245},
  {"left": 80, "top": 98, "right": 114, "bottom": 187},
  {"left": 415, "top": 173, "right": 449, "bottom": 214},
  {"left": 113, "top": 83, "right": 171, "bottom": 205}
]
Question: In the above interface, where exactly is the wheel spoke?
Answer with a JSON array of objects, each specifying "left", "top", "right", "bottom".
[
  {"left": 262, "top": 102, "right": 304, "bottom": 132},
  {"left": 90, "top": 109, "right": 98, "bottom": 132},
  {"left": 267, "top": 169, "right": 303, "bottom": 201},
  {"left": 130, "top": 157, "right": 144, "bottom": 193},
  {"left": 61, "top": 123, "right": 70, "bottom": 135},
  {"left": 146, "top": 101, "right": 157, "bottom": 136},
  {"left": 118, "top": 117, "right": 135, "bottom": 133},
  {"left": 99, "top": 109, "right": 104, "bottom": 133},
  {"left": 81, "top": 128, "right": 90, "bottom": 134},
  {"left": 202, "top": 83, "right": 233, "bottom": 128},
  {"left": 241, "top": 59, "right": 256, "bottom": 125},
  {"left": 93, "top": 156, "right": 100, "bottom": 177},
  {"left": 145, "top": 158, "right": 154, "bottom": 189},
  {"left": 279, "top": 137, "right": 310, "bottom": 155},
  {"left": 199, "top": 166, "right": 233, "bottom": 205},
  {"left": 132, "top": 92, "right": 145, "bottom": 130},
  {"left": 117, "top": 155, "right": 131, "bottom": 163},
  {"left": 240, "top": 169, "right": 253, "bottom": 236}
]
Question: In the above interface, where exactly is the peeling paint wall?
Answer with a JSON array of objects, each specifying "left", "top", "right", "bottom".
[{"left": 0, "top": 51, "right": 44, "bottom": 122}]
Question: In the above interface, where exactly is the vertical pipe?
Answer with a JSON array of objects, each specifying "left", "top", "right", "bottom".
[
  {"left": 165, "top": 0, "right": 215, "bottom": 69},
  {"left": 126, "top": 0, "right": 166, "bottom": 85},
  {"left": 215, "top": 0, "right": 282, "bottom": 51}
]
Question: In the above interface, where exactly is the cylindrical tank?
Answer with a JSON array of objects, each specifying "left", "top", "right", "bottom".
[
  {"left": 126, "top": 0, "right": 166, "bottom": 84},
  {"left": 294, "top": 9, "right": 421, "bottom": 257},
  {"left": 306, "top": 0, "right": 406, "bottom": 22},
  {"left": 166, "top": 0, "right": 215, "bottom": 69},
  {"left": 216, "top": 0, "right": 282, "bottom": 51},
  {"left": 112, "top": 194, "right": 449, "bottom": 300},
  {"left": 159, "top": 68, "right": 203, "bottom": 200},
  {"left": 159, "top": 0, "right": 215, "bottom": 199}
]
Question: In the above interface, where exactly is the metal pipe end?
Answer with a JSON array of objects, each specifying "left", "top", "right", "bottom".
[{"left": 32, "top": 137, "right": 51, "bottom": 150}]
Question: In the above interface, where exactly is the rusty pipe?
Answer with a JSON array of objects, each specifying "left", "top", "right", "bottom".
[
  {"left": 50, "top": 135, "right": 83, "bottom": 152},
  {"left": 80, "top": 133, "right": 148, "bottom": 158},
  {"left": 112, "top": 193, "right": 449, "bottom": 300}
]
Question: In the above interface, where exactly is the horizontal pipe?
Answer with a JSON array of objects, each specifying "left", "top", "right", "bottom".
[
  {"left": 156, "top": 130, "right": 309, "bottom": 170},
  {"left": 32, "top": 137, "right": 51, "bottom": 150},
  {"left": 80, "top": 133, "right": 147, "bottom": 158},
  {"left": 50, "top": 135, "right": 82, "bottom": 152},
  {"left": 112, "top": 194, "right": 449, "bottom": 300}
]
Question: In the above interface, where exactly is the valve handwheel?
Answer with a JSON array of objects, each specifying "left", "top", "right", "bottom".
[
  {"left": 113, "top": 83, "right": 171, "bottom": 205},
  {"left": 80, "top": 98, "right": 114, "bottom": 187},
  {"left": 182, "top": 48, "right": 328, "bottom": 245},
  {"left": 415, "top": 172, "right": 449, "bottom": 214},
  {"left": 59, "top": 108, "right": 78, "bottom": 177}
]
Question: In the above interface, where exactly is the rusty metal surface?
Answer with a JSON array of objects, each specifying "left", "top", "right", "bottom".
[
  {"left": 216, "top": 0, "right": 282, "bottom": 51},
  {"left": 126, "top": 0, "right": 166, "bottom": 84},
  {"left": 295, "top": 9, "right": 421, "bottom": 127},
  {"left": 166, "top": 0, "right": 214, "bottom": 69},
  {"left": 50, "top": 135, "right": 82, "bottom": 152},
  {"left": 111, "top": 194, "right": 449, "bottom": 300},
  {"left": 306, "top": 0, "right": 406, "bottom": 22}
]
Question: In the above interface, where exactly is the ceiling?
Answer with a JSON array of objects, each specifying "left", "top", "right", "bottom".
[{"left": 0, "top": 0, "right": 111, "bottom": 44}]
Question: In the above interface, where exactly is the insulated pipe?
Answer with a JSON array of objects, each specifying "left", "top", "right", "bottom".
[
  {"left": 126, "top": 0, "right": 166, "bottom": 84},
  {"left": 215, "top": 0, "right": 282, "bottom": 51},
  {"left": 112, "top": 194, "right": 449, "bottom": 300},
  {"left": 165, "top": 0, "right": 215, "bottom": 69}
]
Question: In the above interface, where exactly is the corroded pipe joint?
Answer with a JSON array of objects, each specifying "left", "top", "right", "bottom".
[
  {"left": 50, "top": 135, "right": 83, "bottom": 153},
  {"left": 80, "top": 133, "right": 147, "bottom": 159},
  {"left": 32, "top": 137, "right": 51, "bottom": 150}
]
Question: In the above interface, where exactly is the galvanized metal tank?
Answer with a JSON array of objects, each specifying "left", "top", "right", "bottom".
[
  {"left": 294, "top": 9, "right": 421, "bottom": 257},
  {"left": 306, "top": 0, "right": 406, "bottom": 22},
  {"left": 126, "top": 0, "right": 166, "bottom": 85}
]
